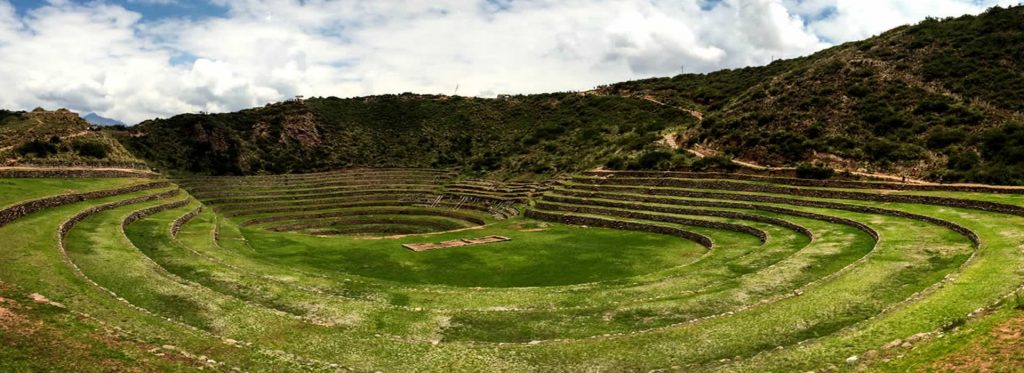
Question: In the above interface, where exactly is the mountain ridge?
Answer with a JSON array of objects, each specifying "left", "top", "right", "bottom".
[
  {"left": 4, "top": 5, "right": 1023, "bottom": 184},
  {"left": 82, "top": 112, "right": 125, "bottom": 126}
]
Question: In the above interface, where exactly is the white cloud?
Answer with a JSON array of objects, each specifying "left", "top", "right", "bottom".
[{"left": 0, "top": 0, "right": 1017, "bottom": 123}]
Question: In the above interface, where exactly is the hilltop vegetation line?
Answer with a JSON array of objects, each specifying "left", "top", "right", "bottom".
[{"left": 2, "top": 6, "right": 1022, "bottom": 184}]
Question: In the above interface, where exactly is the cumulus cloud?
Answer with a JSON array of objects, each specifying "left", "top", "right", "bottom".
[{"left": 0, "top": 0, "right": 1016, "bottom": 123}]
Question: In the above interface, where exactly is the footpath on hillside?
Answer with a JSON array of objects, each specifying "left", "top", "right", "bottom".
[{"left": 660, "top": 136, "right": 1024, "bottom": 190}]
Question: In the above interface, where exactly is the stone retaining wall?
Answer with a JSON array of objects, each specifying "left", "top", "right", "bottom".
[
  {"left": 567, "top": 185, "right": 979, "bottom": 246},
  {"left": 188, "top": 181, "right": 444, "bottom": 198},
  {"left": 310, "top": 226, "right": 426, "bottom": 236},
  {"left": 223, "top": 201, "right": 414, "bottom": 218},
  {"left": 542, "top": 194, "right": 813, "bottom": 240},
  {"left": 59, "top": 189, "right": 182, "bottom": 240},
  {"left": 213, "top": 194, "right": 426, "bottom": 213},
  {"left": 241, "top": 208, "right": 487, "bottom": 227},
  {"left": 265, "top": 217, "right": 462, "bottom": 233},
  {"left": 525, "top": 209, "right": 713, "bottom": 249},
  {"left": 171, "top": 207, "right": 203, "bottom": 237},
  {"left": 571, "top": 177, "right": 1024, "bottom": 218},
  {"left": 122, "top": 198, "right": 191, "bottom": 229},
  {"left": 534, "top": 202, "right": 767, "bottom": 243},
  {"left": 554, "top": 189, "right": 878, "bottom": 241},
  {"left": 180, "top": 169, "right": 453, "bottom": 184},
  {"left": 203, "top": 188, "right": 441, "bottom": 205},
  {"left": 6, "top": 161, "right": 151, "bottom": 170},
  {"left": 0, "top": 181, "right": 172, "bottom": 227},
  {"left": 586, "top": 170, "right": 1024, "bottom": 194},
  {"left": 0, "top": 169, "right": 158, "bottom": 179}
]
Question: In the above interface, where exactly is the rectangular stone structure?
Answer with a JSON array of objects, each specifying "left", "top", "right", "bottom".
[{"left": 403, "top": 235, "right": 510, "bottom": 252}]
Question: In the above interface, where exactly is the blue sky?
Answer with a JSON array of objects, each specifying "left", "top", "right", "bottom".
[
  {"left": 9, "top": 0, "right": 227, "bottom": 19},
  {"left": 0, "top": 0, "right": 1019, "bottom": 123}
]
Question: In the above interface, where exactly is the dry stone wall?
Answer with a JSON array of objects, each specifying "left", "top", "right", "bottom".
[
  {"left": 525, "top": 209, "right": 714, "bottom": 249},
  {"left": 0, "top": 181, "right": 171, "bottom": 227},
  {"left": 534, "top": 201, "right": 767, "bottom": 243}
]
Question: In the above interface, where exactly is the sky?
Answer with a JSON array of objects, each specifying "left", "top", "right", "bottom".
[{"left": 0, "top": 0, "right": 1019, "bottom": 124}]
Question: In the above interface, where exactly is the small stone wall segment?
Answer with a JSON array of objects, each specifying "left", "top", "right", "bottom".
[{"left": 171, "top": 207, "right": 203, "bottom": 237}]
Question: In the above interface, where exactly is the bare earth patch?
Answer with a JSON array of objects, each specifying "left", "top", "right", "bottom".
[
  {"left": 928, "top": 311, "right": 1024, "bottom": 371},
  {"left": 403, "top": 235, "right": 511, "bottom": 252}
]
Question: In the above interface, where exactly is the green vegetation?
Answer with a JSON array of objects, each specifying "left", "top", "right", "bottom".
[
  {"left": 0, "top": 108, "right": 145, "bottom": 166},
  {"left": 3, "top": 5, "right": 1024, "bottom": 373},
  {"left": 600, "top": 5, "right": 1024, "bottom": 184},
  {"left": 795, "top": 162, "right": 836, "bottom": 180},
  {"left": 125, "top": 94, "right": 697, "bottom": 177},
  {"left": 2, "top": 167, "right": 1024, "bottom": 371}
]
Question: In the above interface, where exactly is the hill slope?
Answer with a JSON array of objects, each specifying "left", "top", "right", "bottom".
[
  {"left": 604, "top": 5, "right": 1024, "bottom": 184},
  {"left": 123, "top": 5, "right": 1023, "bottom": 183},
  {"left": 0, "top": 108, "right": 146, "bottom": 168},
  {"left": 124, "top": 94, "right": 699, "bottom": 176}
]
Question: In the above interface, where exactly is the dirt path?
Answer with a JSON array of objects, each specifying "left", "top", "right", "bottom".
[
  {"left": 929, "top": 310, "right": 1024, "bottom": 371},
  {"left": 1, "top": 130, "right": 92, "bottom": 153},
  {"left": 661, "top": 133, "right": 682, "bottom": 149},
  {"left": 684, "top": 146, "right": 779, "bottom": 170},
  {"left": 677, "top": 146, "right": 1024, "bottom": 189},
  {"left": 642, "top": 96, "right": 703, "bottom": 121}
]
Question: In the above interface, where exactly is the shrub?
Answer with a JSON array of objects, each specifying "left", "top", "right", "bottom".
[
  {"left": 947, "top": 150, "right": 981, "bottom": 171},
  {"left": 604, "top": 156, "right": 628, "bottom": 170},
  {"left": 15, "top": 139, "right": 58, "bottom": 157},
  {"left": 926, "top": 127, "right": 967, "bottom": 149},
  {"left": 941, "top": 317, "right": 967, "bottom": 332},
  {"left": 73, "top": 141, "right": 109, "bottom": 159},
  {"left": 795, "top": 163, "right": 836, "bottom": 180},
  {"left": 631, "top": 150, "right": 674, "bottom": 170},
  {"left": 690, "top": 155, "right": 739, "bottom": 171}
]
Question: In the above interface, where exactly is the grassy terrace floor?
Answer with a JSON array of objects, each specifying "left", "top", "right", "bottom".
[{"left": 2, "top": 168, "right": 1023, "bottom": 371}]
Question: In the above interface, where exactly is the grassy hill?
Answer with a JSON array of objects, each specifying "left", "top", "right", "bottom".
[
  {"left": 116, "top": 5, "right": 1024, "bottom": 184},
  {"left": 603, "top": 5, "right": 1024, "bottom": 184},
  {"left": 0, "top": 108, "right": 146, "bottom": 167},
  {"left": 124, "top": 94, "right": 700, "bottom": 177}
]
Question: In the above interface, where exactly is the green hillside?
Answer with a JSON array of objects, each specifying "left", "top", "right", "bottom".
[
  {"left": 604, "top": 5, "right": 1024, "bottom": 184},
  {"left": 0, "top": 108, "right": 146, "bottom": 167},
  {"left": 117, "top": 5, "right": 1024, "bottom": 184},
  {"left": 125, "top": 94, "right": 699, "bottom": 177}
]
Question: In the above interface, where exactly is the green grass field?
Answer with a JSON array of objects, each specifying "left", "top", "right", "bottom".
[{"left": 2, "top": 168, "right": 1023, "bottom": 371}]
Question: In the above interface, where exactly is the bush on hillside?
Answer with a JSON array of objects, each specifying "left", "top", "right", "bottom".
[
  {"left": 690, "top": 155, "right": 739, "bottom": 172},
  {"left": 629, "top": 150, "right": 674, "bottom": 170},
  {"left": 15, "top": 139, "right": 58, "bottom": 157},
  {"left": 73, "top": 140, "right": 109, "bottom": 159},
  {"left": 795, "top": 163, "right": 835, "bottom": 180}
]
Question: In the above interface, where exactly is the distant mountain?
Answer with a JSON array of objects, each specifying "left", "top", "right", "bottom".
[{"left": 82, "top": 112, "right": 125, "bottom": 126}]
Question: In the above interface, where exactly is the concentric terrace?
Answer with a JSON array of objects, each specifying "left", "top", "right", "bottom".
[{"left": 3, "top": 167, "right": 1024, "bottom": 371}]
